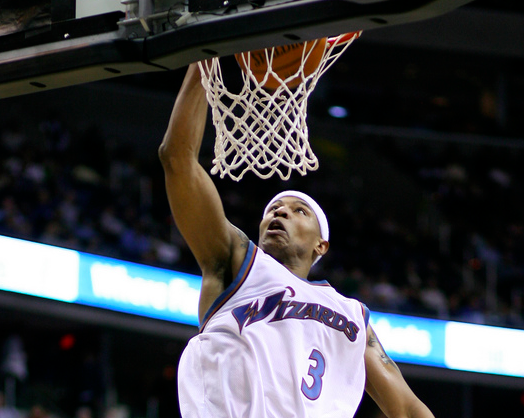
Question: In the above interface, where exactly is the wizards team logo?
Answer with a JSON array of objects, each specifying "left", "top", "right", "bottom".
[{"left": 232, "top": 286, "right": 360, "bottom": 342}]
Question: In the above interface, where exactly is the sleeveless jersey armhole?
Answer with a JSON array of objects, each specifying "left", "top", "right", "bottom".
[
  {"left": 199, "top": 241, "right": 257, "bottom": 332},
  {"left": 360, "top": 302, "right": 370, "bottom": 327}
]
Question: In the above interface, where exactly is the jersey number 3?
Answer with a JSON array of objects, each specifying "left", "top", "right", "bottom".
[{"left": 301, "top": 349, "right": 325, "bottom": 400}]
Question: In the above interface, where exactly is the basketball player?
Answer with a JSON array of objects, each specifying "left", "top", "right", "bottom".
[{"left": 159, "top": 63, "right": 435, "bottom": 418}]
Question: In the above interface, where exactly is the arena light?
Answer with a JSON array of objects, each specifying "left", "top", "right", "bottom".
[{"left": 327, "top": 105, "right": 349, "bottom": 118}]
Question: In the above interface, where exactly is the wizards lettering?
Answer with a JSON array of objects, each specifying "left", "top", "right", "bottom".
[{"left": 232, "top": 287, "right": 360, "bottom": 342}]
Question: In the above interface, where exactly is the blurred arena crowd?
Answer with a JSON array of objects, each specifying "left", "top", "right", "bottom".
[{"left": 1, "top": 104, "right": 523, "bottom": 331}]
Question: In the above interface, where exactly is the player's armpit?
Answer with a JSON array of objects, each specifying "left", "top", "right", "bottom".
[{"left": 364, "top": 324, "right": 435, "bottom": 418}]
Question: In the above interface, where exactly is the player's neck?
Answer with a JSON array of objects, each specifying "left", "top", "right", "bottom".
[{"left": 278, "top": 256, "right": 311, "bottom": 280}]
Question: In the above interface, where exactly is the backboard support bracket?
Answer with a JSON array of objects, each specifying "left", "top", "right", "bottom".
[{"left": 0, "top": 0, "right": 474, "bottom": 98}]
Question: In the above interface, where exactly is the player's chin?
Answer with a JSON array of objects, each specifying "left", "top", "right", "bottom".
[
  {"left": 261, "top": 229, "right": 287, "bottom": 242},
  {"left": 259, "top": 234, "right": 287, "bottom": 253}
]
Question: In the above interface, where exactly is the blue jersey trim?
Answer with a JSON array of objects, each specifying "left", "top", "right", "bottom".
[
  {"left": 199, "top": 241, "right": 257, "bottom": 332},
  {"left": 303, "top": 278, "right": 330, "bottom": 286},
  {"left": 361, "top": 302, "right": 370, "bottom": 327}
]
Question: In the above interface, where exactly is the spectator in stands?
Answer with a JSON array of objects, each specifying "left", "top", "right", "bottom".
[
  {"left": 0, "top": 391, "right": 21, "bottom": 418},
  {"left": 373, "top": 274, "right": 402, "bottom": 311},
  {"left": 420, "top": 278, "right": 449, "bottom": 319}
]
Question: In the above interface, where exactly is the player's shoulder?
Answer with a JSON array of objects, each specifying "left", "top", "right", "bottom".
[
  {"left": 330, "top": 289, "right": 370, "bottom": 327},
  {"left": 228, "top": 222, "right": 252, "bottom": 277}
]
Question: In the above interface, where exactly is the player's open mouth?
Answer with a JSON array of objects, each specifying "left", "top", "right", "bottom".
[{"left": 267, "top": 219, "right": 287, "bottom": 235}]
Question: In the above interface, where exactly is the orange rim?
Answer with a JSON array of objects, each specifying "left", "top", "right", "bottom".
[{"left": 327, "top": 31, "right": 362, "bottom": 48}]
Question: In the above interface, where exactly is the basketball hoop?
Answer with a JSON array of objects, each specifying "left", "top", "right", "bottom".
[{"left": 198, "top": 31, "right": 362, "bottom": 181}]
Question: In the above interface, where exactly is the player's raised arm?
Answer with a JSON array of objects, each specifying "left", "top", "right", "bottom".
[
  {"left": 158, "top": 63, "right": 248, "bottom": 321},
  {"left": 364, "top": 324, "right": 435, "bottom": 418}
]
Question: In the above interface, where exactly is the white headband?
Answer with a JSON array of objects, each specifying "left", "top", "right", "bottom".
[{"left": 263, "top": 190, "right": 329, "bottom": 265}]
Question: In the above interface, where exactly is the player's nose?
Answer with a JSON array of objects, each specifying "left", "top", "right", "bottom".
[{"left": 274, "top": 205, "right": 289, "bottom": 218}]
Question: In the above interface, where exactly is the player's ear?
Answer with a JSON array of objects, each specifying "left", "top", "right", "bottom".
[{"left": 315, "top": 239, "right": 329, "bottom": 258}]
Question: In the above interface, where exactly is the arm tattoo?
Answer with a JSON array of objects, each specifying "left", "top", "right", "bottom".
[
  {"left": 233, "top": 225, "right": 249, "bottom": 249},
  {"left": 368, "top": 328, "right": 401, "bottom": 373}
]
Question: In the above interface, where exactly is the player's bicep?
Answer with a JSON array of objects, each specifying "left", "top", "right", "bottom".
[
  {"left": 163, "top": 158, "right": 234, "bottom": 272},
  {"left": 365, "top": 324, "right": 402, "bottom": 377},
  {"left": 364, "top": 324, "right": 419, "bottom": 417}
]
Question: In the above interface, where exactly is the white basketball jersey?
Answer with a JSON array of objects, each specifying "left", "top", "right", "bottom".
[{"left": 178, "top": 241, "right": 369, "bottom": 418}]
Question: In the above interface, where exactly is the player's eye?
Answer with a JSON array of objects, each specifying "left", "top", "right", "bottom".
[{"left": 296, "top": 207, "right": 307, "bottom": 215}]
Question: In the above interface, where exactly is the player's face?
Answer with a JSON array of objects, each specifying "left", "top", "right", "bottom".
[{"left": 258, "top": 196, "right": 322, "bottom": 266}]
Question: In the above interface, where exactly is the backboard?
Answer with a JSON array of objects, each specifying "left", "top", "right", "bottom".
[{"left": 0, "top": 0, "right": 474, "bottom": 98}]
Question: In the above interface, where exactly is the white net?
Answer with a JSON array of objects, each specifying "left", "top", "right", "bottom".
[{"left": 198, "top": 31, "right": 361, "bottom": 181}]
